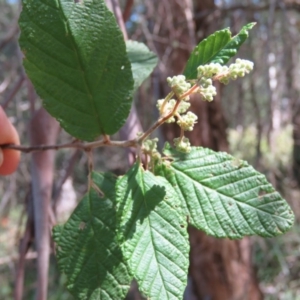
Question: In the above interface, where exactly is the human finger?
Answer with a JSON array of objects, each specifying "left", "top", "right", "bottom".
[{"left": 0, "top": 107, "right": 20, "bottom": 175}]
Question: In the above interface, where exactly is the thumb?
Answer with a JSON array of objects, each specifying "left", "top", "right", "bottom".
[
  {"left": 0, "top": 107, "right": 20, "bottom": 175},
  {"left": 0, "top": 148, "right": 3, "bottom": 168}
]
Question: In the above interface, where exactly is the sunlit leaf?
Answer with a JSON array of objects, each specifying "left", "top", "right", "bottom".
[
  {"left": 19, "top": 0, "right": 134, "bottom": 140},
  {"left": 156, "top": 144, "right": 294, "bottom": 239},
  {"left": 183, "top": 23, "right": 255, "bottom": 79},
  {"left": 53, "top": 172, "right": 131, "bottom": 299},
  {"left": 126, "top": 40, "right": 158, "bottom": 91},
  {"left": 116, "top": 163, "right": 189, "bottom": 299}
]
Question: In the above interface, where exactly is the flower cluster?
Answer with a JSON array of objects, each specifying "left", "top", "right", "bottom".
[
  {"left": 177, "top": 111, "right": 198, "bottom": 131},
  {"left": 197, "top": 63, "right": 228, "bottom": 78},
  {"left": 198, "top": 83, "right": 216, "bottom": 101},
  {"left": 142, "top": 137, "right": 161, "bottom": 160},
  {"left": 156, "top": 75, "right": 200, "bottom": 153},
  {"left": 219, "top": 59, "right": 254, "bottom": 84},
  {"left": 156, "top": 75, "right": 198, "bottom": 131},
  {"left": 156, "top": 98, "right": 191, "bottom": 123},
  {"left": 155, "top": 59, "right": 254, "bottom": 153},
  {"left": 143, "top": 137, "right": 158, "bottom": 153},
  {"left": 167, "top": 75, "right": 191, "bottom": 100},
  {"left": 196, "top": 59, "right": 254, "bottom": 98}
]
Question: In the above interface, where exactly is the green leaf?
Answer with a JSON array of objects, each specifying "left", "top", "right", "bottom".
[
  {"left": 116, "top": 163, "right": 189, "bottom": 300},
  {"left": 183, "top": 23, "right": 255, "bottom": 80},
  {"left": 53, "top": 172, "right": 131, "bottom": 299},
  {"left": 126, "top": 40, "right": 158, "bottom": 92},
  {"left": 19, "top": 0, "right": 134, "bottom": 141},
  {"left": 183, "top": 28, "right": 231, "bottom": 80},
  {"left": 211, "top": 23, "right": 256, "bottom": 65},
  {"left": 156, "top": 144, "right": 294, "bottom": 239}
]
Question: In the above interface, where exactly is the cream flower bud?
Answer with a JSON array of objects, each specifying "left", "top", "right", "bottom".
[
  {"left": 156, "top": 99, "right": 176, "bottom": 123},
  {"left": 174, "top": 137, "right": 191, "bottom": 153},
  {"left": 199, "top": 85, "right": 217, "bottom": 101},
  {"left": 177, "top": 112, "right": 198, "bottom": 131},
  {"left": 167, "top": 75, "right": 191, "bottom": 96},
  {"left": 143, "top": 138, "right": 159, "bottom": 153},
  {"left": 177, "top": 101, "right": 191, "bottom": 114}
]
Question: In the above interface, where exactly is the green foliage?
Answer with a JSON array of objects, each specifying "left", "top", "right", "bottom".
[
  {"left": 211, "top": 23, "right": 256, "bottom": 65},
  {"left": 17, "top": 2, "right": 294, "bottom": 299},
  {"left": 53, "top": 172, "right": 131, "bottom": 299},
  {"left": 116, "top": 163, "right": 189, "bottom": 299},
  {"left": 126, "top": 40, "right": 158, "bottom": 92},
  {"left": 19, "top": 0, "right": 134, "bottom": 140},
  {"left": 156, "top": 144, "right": 294, "bottom": 239},
  {"left": 183, "top": 22, "right": 256, "bottom": 79}
]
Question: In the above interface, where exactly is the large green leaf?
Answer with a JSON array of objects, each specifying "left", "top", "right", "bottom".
[
  {"left": 19, "top": 0, "right": 134, "bottom": 141},
  {"left": 156, "top": 144, "right": 294, "bottom": 239},
  {"left": 183, "top": 23, "right": 255, "bottom": 80},
  {"left": 116, "top": 163, "right": 189, "bottom": 300},
  {"left": 53, "top": 172, "right": 131, "bottom": 299},
  {"left": 126, "top": 40, "right": 158, "bottom": 91}
]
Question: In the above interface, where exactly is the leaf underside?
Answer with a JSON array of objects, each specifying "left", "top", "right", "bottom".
[
  {"left": 126, "top": 40, "right": 158, "bottom": 92},
  {"left": 19, "top": 0, "right": 134, "bottom": 141},
  {"left": 53, "top": 172, "right": 131, "bottom": 300},
  {"left": 183, "top": 23, "right": 256, "bottom": 80},
  {"left": 156, "top": 144, "right": 294, "bottom": 239},
  {"left": 116, "top": 163, "right": 189, "bottom": 300}
]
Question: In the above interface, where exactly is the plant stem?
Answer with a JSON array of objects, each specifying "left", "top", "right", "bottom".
[
  {"left": 1, "top": 139, "right": 137, "bottom": 153},
  {"left": 160, "top": 91, "right": 174, "bottom": 114},
  {"left": 2, "top": 84, "right": 200, "bottom": 153},
  {"left": 179, "top": 84, "right": 198, "bottom": 100},
  {"left": 137, "top": 100, "right": 181, "bottom": 142},
  {"left": 138, "top": 84, "right": 199, "bottom": 142}
]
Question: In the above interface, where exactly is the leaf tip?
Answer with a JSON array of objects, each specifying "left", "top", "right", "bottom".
[
  {"left": 242, "top": 22, "right": 256, "bottom": 33},
  {"left": 248, "top": 22, "right": 257, "bottom": 28}
]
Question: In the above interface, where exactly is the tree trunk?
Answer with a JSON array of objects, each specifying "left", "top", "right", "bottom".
[
  {"left": 188, "top": 227, "right": 261, "bottom": 300},
  {"left": 283, "top": 13, "right": 300, "bottom": 187},
  {"left": 29, "top": 108, "right": 60, "bottom": 300}
]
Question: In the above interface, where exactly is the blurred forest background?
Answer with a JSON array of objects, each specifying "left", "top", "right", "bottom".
[{"left": 1, "top": 0, "right": 300, "bottom": 299}]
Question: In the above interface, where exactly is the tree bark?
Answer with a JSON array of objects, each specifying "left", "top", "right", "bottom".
[
  {"left": 188, "top": 227, "right": 262, "bottom": 300},
  {"left": 282, "top": 8, "right": 300, "bottom": 187},
  {"left": 29, "top": 108, "right": 60, "bottom": 300}
]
